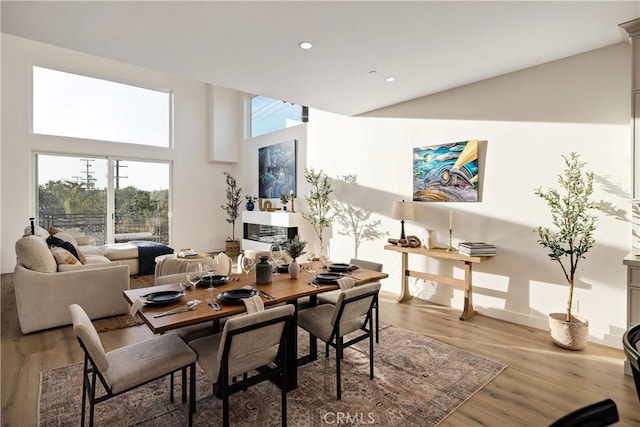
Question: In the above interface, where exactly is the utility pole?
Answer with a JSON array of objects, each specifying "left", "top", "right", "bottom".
[
  {"left": 79, "top": 158, "right": 96, "bottom": 189},
  {"left": 114, "top": 160, "right": 128, "bottom": 189}
]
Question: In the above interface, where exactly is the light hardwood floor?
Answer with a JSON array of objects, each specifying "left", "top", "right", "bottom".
[{"left": 2, "top": 272, "right": 640, "bottom": 426}]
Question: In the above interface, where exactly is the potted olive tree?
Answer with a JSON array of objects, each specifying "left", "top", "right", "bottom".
[
  {"left": 301, "top": 167, "right": 333, "bottom": 260},
  {"left": 221, "top": 172, "right": 242, "bottom": 259},
  {"left": 534, "top": 152, "right": 598, "bottom": 350}
]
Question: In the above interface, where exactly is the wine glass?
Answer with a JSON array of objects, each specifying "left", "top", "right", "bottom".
[
  {"left": 203, "top": 256, "right": 218, "bottom": 291},
  {"left": 320, "top": 245, "right": 331, "bottom": 269},
  {"left": 241, "top": 255, "right": 255, "bottom": 285},
  {"left": 185, "top": 261, "right": 204, "bottom": 304},
  {"left": 270, "top": 244, "right": 283, "bottom": 275}
]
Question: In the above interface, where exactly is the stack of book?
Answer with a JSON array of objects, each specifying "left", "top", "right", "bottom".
[{"left": 458, "top": 242, "right": 496, "bottom": 256}]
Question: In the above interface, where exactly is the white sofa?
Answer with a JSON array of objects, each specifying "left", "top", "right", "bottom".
[{"left": 14, "top": 226, "right": 130, "bottom": 334}]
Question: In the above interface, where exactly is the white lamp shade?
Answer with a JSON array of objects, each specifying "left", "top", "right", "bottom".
[{"left": 392, "top": 201, "right": 415, "bottom": 221}]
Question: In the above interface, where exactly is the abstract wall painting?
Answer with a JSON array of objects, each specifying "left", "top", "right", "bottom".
[
  {"left": 258, "top": 139, "right": 297, "bottom": 199},
  {"left": 413, "top": 139, "right": 479, "bottom": 202}
]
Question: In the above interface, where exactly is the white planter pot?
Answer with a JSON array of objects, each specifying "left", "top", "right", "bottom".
[
  {"left": 548, "top": 313, "right": 589, "bottom": 350},
  {"left": 288, "top": 260, "right": 300, "bottom": 278}
]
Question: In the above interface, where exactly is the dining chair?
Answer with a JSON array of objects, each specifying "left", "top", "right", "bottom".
[
  {"left": 68, "top": 304, "right": 197, "bottom": 427},
  {"left": 318, "top": 258, "right": 384, "bottom": 342},
  {"left": 216, "top": 252, "right": 232, "bottom": 276},
  {"left": 623, "top": 322, "right": 640, "bottom": 403},
  {"left": 189, "top": 304, "right": 295, "bottom": 427},
  {"left": 549, "top": 398, "right": 618, "bottom": 427},
  {"left": 297, "top": 281, "right": 381, "bottom": 400}
]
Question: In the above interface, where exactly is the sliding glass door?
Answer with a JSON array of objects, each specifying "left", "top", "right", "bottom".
[{"left": 36, "top": 154, "right": 170, "bottom": 245}]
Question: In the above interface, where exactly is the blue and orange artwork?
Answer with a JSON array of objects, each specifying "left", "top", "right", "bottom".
[{"left": 413, "top": 140, "right": 479, "bottom": 202}]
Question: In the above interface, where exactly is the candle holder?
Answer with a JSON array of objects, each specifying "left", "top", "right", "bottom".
[{"left": 447, "top": 228, "right": 455, "bottom": 252}]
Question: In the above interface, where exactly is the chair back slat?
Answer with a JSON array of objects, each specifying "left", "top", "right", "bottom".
[
  {"left": 331, "top": 282, "right": 381, "bottom": 327},
  {"left": 219, "top": 305, "right": 294, "bottom": 378},
  {"left": 69, "top": 303, "right": 109, "bottom": 372},
  {"left": 349, "top": 258, "right": 383, "bottom": 272}
]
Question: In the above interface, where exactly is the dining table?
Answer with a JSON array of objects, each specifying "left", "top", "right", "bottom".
[{"left": 123, "top": 264, "right": 389, "bottom": 391}]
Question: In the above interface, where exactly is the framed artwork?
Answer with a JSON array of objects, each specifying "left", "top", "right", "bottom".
[
  {"left": 413, "top": 139, "right": 479, "bottom": 202},
  {"left": 259, "top": 140, "right": 297, "bottom": 198}
]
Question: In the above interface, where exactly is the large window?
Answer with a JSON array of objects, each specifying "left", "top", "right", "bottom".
[
  {"left": 37, "top": 154, "right": 170, "bottom": 245},
  {"left": 250, "top": 95, "right": 307, "bottom": 138},
  {"left": 33, "top": 66, "right": 172, "bottom": 147}
]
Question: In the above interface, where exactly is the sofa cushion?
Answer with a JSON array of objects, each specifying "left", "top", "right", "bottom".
[
  {"left": 50, "top": 246, "right": 79, "bottom": 266},
  {"left": 52, "top": 231, "right": 87, "bottom": 264},
  {"left": 79, "top": 245, "right": 104, "bottom": 256},
  {"left": 58, "top": 259, "right": 120, "bottom": 272},
  {"left": 15, "top": 235, "right": 57, "bottom": 273},
  {"left": 102, "top": 243, "right": 138, "bottom": 261}
]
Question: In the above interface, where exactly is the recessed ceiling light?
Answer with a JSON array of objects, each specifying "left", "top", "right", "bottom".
[
  {"left": 385, "top": 76, "right": 396, "bottom": 82},
  {"left": 299, "top": 41, "right": 313, "bottom": 50}
]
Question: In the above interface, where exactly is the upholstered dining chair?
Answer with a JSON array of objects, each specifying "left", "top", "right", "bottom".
[
  {"left": 298, "top": 281, "right": 381, "bottom": 400},
  {"left": 68, "top": 304, "right": 197, "bottom": 427},
  {"left": 318, "top": 258, "right": 384, "bottom": 342},
  {"left": 189, "top": 304, "right": 295, "bottom": 427},
  {"left": 549, "top": 398, "right": 619, "bottom": 427},
  {"left": 623, "top": 323, "right": 640, "bottom": 403}
]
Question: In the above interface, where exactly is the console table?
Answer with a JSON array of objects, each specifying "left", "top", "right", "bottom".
[{"left": 384, "top": 244, "right": 494, "bottom": 320}]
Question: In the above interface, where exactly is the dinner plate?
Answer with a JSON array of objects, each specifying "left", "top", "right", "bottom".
[
  {"left": 142, "top": 290, "right": 185, "bottom": 305},
  {"left": 277, "top": 264, "right": 289, "bottom": 273},
  {"left": 199, "top": 275, "right": 229, "bottom": 287},
  {"left": 217, "top": 289, "right": 259, "bottom": 304},
  {"left": 327, "top": 263, "right": 355, "bottom": 272},
  {"left": 315, "top": 273, "right": 344, "bottom": 284}
]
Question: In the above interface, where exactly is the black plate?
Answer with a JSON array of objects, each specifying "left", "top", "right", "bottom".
[
  {"left": 142, "top": 290, "right": 185, "bottom": 305},
  {"left": 199, "top": 275, "right": 229, "bottom": 287},
  {"left": 315, "top": 273, "right": 344, "bottom": 283},
  {"left": 327, "top": 263, "right": 355, "bottom": 272},
  {"left": 217, "top": 289, "right": 259, "bottom": 304},
  {"left": 277, "top": 264, "right": 289, "bottom": 273}
]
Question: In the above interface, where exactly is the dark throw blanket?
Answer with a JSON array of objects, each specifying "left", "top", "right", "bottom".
[{"left": 129, "top": 241, "right": 174, "bottom": 275}]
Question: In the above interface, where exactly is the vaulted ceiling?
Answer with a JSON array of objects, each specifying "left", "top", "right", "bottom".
[{"left": 2, "top": 1, "right": 638, "bottom": 116}]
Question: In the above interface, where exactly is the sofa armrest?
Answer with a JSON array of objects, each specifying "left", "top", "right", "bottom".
[{"left": 14, "top": 262, "right": 130, "bottom": 333}]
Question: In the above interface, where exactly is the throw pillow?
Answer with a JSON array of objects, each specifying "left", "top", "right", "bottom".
[
  {"left": 52, "top": 232, "right": 87, "bottom": 264},
  {"left": 46, "top": 235, "right": 81, "bottom": 260},
  {"left": 23, "top": 224, "right": 50, "bottom": 239},
  {"left": 48, "top": 226, "right": 63, "bottom": 235},
  {"left": 50, "top": 246, "right": 79, "bottom": 265},
  {"left": 15, "top": 235, "right": 57, "bottom": 273}
]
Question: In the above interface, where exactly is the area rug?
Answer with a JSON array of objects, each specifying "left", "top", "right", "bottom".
[{"left": 38, "top": 325, "right": 506, "bottom": 426}]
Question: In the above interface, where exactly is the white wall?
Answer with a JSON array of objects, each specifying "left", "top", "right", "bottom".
[
  {"left": 293, "top": 43, "right": 632, "bottom": 348},
  {"left": 1, "top": 33, "right": 633, "bottom": 348},
  {"left": 1, "top": 34, "right": 238, "bottom": 272}
]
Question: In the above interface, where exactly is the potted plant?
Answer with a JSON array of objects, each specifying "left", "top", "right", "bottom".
[
  {"left": 282, "top": 235, "right": 307, "bottom": 278},
  {"left": 221, "top": 172, "right": 242, "bottom": 259},
  {"left": 279, "top": 193, "right": 290, "bottom": 211},
  {"left": 301, "top": 167, "right": 334, "bottom": 257},
  {"left": 534, "top": 152, "right": 598, "bottom": 350}
]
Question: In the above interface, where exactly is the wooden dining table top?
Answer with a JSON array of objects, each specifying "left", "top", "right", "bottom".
[{"left": 123, "top": 266, "right": 389, "bottom": 334}]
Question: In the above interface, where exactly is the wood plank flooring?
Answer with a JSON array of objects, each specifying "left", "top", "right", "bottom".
[{"left": 2, "top": 272, "right": 640, "bottom": 426}]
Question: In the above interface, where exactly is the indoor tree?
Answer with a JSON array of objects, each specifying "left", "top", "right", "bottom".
[
  {"left": 301, "top": 167, "right": 333, "bottom": 253},
  {"left": 534, "top": 152, "right": 598, "bottom": 323},
  {"left": 221, "top": 172, "right": 242, "bottom": 242}
]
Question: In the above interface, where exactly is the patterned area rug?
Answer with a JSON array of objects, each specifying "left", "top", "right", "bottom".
[{"left": 38, "top": 325, "right": 506, "bottom": 426}]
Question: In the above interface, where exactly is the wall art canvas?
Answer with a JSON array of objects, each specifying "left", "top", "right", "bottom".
[
  {"left": 413, "top": 139, "right": 479, "bottom": 202},
  {"left": 259, "top": 139, "right": 297, "bottom": 199}
]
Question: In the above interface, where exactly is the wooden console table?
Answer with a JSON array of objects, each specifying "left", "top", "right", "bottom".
[{"left": 384, "top": 244, "right": 494, "bottom": 320}]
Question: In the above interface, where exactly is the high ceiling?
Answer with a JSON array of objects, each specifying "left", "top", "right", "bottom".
[{"left": 2, "top": 1, "right": 639, "bottom": 116}]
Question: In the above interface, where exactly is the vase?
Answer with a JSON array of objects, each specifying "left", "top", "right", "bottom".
[
  {"left": 246, "top": 201, "right": 255, "bottom": 211},
  {"left": 288, "top": 259, "right": 300, "bottom": 278},
  {"left": 548, "top": 313, "right": 589, "bottom": 350},
  {"left": 255, "top": 255, "right": 272, "bottom": 285}
]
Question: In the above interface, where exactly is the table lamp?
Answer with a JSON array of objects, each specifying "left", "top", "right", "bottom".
[{"left": 391, "top": 200, "right": 415, "bottom": 240}]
